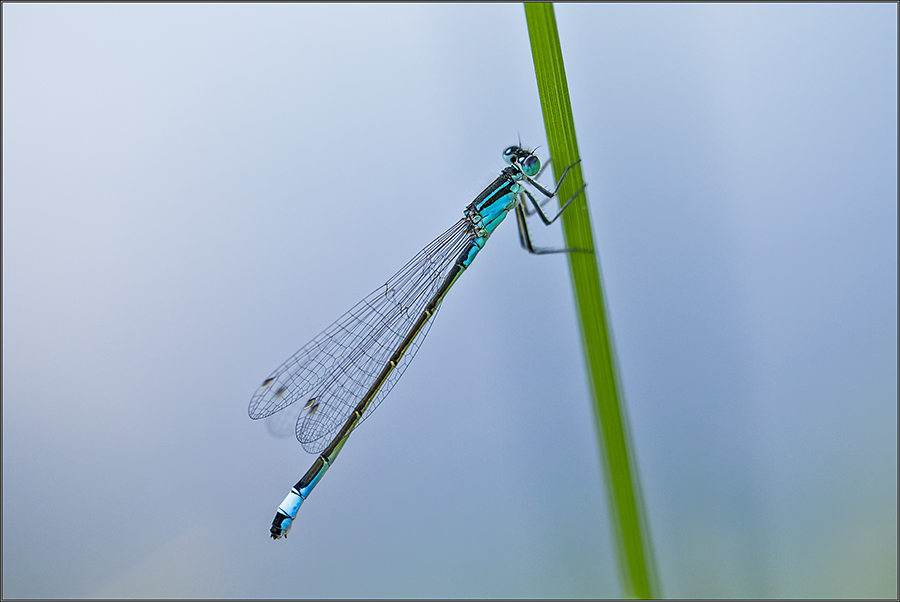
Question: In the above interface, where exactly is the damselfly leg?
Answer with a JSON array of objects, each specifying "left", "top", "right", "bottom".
[{"left": 515, "top": 159, "right": 591, "bottom": 254}]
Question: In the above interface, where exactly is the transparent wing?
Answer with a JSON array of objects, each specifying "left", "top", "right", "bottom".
[{"left": 249, "top": 218, "right": 474, "bottom": 454}]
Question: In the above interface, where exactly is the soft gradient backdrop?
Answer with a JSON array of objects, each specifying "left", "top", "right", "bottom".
[{"left": 3, "top": 3, "right": 896, "bottom": 598}]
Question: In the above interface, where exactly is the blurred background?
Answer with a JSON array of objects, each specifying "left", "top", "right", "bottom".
[{"left": 3, "top": 4, "right": 896, "bottom": 598}]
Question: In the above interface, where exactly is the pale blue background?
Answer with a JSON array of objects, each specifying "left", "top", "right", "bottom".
[{"left": 3, "top": 3, "right": 896, "bottom": 598}]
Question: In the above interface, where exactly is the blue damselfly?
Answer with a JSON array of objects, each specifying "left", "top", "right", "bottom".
[{"left": 249, "top": 145, "right": 587, "bottom": 539}]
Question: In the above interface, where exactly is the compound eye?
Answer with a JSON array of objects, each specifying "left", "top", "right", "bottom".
[
  {"left": 522, "top": 155, "right": 540, "bottom": 177},
  {"left": 503, "top": 146, "right": 518, "bottom": 164}
]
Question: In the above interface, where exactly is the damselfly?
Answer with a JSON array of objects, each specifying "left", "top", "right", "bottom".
[{"left": 249, "top": 145, "right": 587, "bottom": 539}]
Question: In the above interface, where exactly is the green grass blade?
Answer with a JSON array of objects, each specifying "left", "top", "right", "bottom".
[{"left": 524, "top": 3, "right": 659, "bottom": 598}]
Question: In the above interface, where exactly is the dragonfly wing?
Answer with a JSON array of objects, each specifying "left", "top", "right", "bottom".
[{"left": 249, "top": 218, "right": 474, "bottom": 455}]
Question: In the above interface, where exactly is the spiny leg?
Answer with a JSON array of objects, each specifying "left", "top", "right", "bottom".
[
  {"left": 516, "top": 156, "right": 592, "bottom": 254},
  {"left": 515, "top": 203, "right": 592, "bottom": 255},
  {"left": 523, "top": 183, "right": 587, "bottom": 226},
  {"left": 521, "top": 194, "right": 551, "bottom": 217}
]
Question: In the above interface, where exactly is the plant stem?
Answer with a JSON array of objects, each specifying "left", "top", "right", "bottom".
[{"left": 523, "top": 3, "right": 659, "bottom": 598}]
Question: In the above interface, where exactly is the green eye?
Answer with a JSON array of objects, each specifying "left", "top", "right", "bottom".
[{"left": 522, "top": 155, "right": 540, "bottom": 176}]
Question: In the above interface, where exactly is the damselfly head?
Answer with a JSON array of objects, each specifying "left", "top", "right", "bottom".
[{"left": 503, "top": 145, "right": 541, "bottom": 177}]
